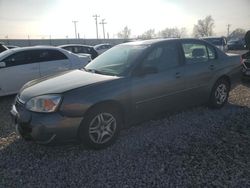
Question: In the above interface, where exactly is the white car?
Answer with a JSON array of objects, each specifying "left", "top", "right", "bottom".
[
  {"left": 94, "top": 43, "right": 112, "bottom": 55},
  {"left": 202, "top": 37, "right": 228, "bottom": 52},
  {"left": 0, "top": 46, "right": 91, "bottom": 96}
]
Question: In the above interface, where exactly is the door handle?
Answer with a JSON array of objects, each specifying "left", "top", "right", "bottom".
[
  {"left": 209, "top": 64, "right": 215, "bottom": 70},
  {"left": 175, "top": 72, "right": 181, "bottom": 78}
]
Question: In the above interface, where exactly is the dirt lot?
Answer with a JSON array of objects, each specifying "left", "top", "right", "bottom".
[{"left": 0, "top": 81, "right": 249, "bottom": 187}]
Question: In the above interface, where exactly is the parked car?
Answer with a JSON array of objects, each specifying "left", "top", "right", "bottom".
[
  {"left": 242, "top": 54, "right": 250, "bottom": 77},
  {"left": 11, "top": 39, "right": 241, "bottom": 149},
  {"left": 241, "top": 30, "right": 250, "bottom": 78},
  {"left": 0, "top": 43, "right": 8, "bottom": 53},
  {"left": 59, "top": 44, "right": 98, "bottom": 59},
  {"left": 0, "top": 46, "right": 91, "bottom": 96},
  {"left": 5, "top": 45, "right": 19, "bottom": 49},
  {"left": 227, "top": 39, "right": 246, "bottom": 50},
  {"left": 202, "top": 37, "right": 228, "bottom": 52},
  {"left": 94, "top": 43, "right": 112, "bottom": 55}
]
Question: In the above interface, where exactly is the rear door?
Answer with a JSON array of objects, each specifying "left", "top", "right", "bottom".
[
  {"left": 39, "top": 49, "right": 71, "bottom": 76},
  {"left": 181, "top": 40, "right": 217, "bottom": 104},
  {"left": 0, "top": 50, "right": 40, "bottom": 95},
  {"left": 131, "top": 41, "right": 186, "bottom": 118}
]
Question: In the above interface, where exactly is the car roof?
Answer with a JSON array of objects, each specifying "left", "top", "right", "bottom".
[
  {"left": 8, "top": 46, "right": 62, "bottom": 52},
  {"left": 58, "top": 44, "right": 93, "bottom": 48},
  {"left": 201, "top": 36, "right": 225, "bottom": 39},
  {"left": 0, "top": 46, "right": 69, "bottom": 59},
  {"left": 94, "top": 43, "right": 111, "bottom": 47},
  {"left": 120, "top": 38, "right": 206, "bottom": 46}
]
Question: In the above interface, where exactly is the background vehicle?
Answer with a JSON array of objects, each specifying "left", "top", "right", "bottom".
[
  {"left": 241, "top": 30, "right": 250, "bottom": 78},
  {"left": 202, "top": 37, "right": 228, "bottom": 52},
  {"left": 227, "top": 39, "right": 246, "bottom": 50},
  {"left": 0, "top": 43, "right": 8, "bottom": 53},
  {"left": 11, "top": 39, "right": 241, "bottom": 149},
  {"left": 94, "top": 43, "right": 112, "bottom": 55},
  {"left": 0, "top": 46, "right": 90, "bottom": 96},
  {"left": 59, "top": 44, "right": 98, "bottom": 59}
]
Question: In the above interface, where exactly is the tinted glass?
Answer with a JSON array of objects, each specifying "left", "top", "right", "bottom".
[
  {"left": 3, "top": 51, "right": 33, "bottom": 67},
  {"left": 46, "top": 50, "right": 67, "bottom": 61},
  {"left": 142, "top": 42, "right": 179, "bottom": 71},
  {"left": 182, "top": 43, "right": 209, "bottom": 63},
  {"left": 85, "top": 44, "right": 147, "bottom": 76},
  {"left": 33, "top": 49, "right": 67, "bottom": 62}
]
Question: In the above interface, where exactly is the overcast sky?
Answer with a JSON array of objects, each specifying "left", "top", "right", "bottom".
[{"left": 0, "top": 0, "right": 249, "bottom": 39}]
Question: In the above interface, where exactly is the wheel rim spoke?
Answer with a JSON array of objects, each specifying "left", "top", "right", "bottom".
[
  {"left": 215, "top": 84, "right": 227, "bottom": 104},
  {"left": 88, "top": 112, "right": 117, "bottom": 144},
  {"left": 97, "top": 131, "right": 104, "bottom": 143},
  {"left": 105, "top": 117, "right": 115, "bottom": 127}
]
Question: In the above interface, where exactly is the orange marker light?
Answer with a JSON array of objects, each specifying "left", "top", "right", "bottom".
[{"left": 44, "top": 99, "right": 56, "bottom": 111}]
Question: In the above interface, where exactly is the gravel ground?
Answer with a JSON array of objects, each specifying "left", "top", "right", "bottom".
[{"left": 0, "top": 82, "right": 250, "bottom": 187}]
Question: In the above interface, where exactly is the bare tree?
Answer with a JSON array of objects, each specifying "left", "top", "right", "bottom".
[
  {"left": 117, "top": 26, "right": 131, "bottom": 39},
  {"left": 138, "top": 29, "right": 156, "bottom": 39},
  {"left": 158, "top": 27, "right": 187, "bottom": 38},
  {"left": 193, "top": 15, "right": 215, "bottom": 37},
  {"left": 228, "top": 28, "right": 246, "bottom": 40}
]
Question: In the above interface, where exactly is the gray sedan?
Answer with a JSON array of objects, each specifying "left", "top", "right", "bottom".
[{"left": 11, "top": 38, "right": 241, "bottom": 149}]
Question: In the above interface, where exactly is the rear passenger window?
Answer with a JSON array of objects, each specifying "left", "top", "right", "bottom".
[
  {"left": 47, "top": 50, "right": 67, "bottom": 61},
  {"left": 182, "top": 43, "right": 208, "bottom": 63},
  {"left": 34, "top": 50, "right": 67, "bottom": 62},
  {"left": 142, "top": 42, "right": 180, "bottom": 72}
]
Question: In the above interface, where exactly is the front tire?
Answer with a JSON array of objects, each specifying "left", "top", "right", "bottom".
[
  {"left": 78, "top": 106, "right": 121, "bottom": 149},
  {"left": 209, "top": 79, "right": 230, "bottom": 109}
]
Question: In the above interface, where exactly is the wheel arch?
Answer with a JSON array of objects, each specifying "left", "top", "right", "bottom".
[
  {"left": 83, "top": 100, "right": 126, "bottom": 126},
  {"left": 215, "top": 75, "right": 231, "bottom": 90}
]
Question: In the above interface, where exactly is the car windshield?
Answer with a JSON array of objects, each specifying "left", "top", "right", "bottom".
[
  {"left": 203, "top": 38, "right": 223, "bottom": 46},
  {"left": 85, "top": 44, "right": 147, "bottom": 76}
]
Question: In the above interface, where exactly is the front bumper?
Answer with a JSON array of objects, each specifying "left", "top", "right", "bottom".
[{"left": 10, "top": 99, "right": 83, "bottom": 144}]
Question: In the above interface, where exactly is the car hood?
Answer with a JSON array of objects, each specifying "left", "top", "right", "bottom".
[{"left": 19, "top": 69, "right": 119, "bottom": 102}]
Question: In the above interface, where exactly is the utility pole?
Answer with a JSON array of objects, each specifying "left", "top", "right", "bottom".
[
  {"left": 227, "top": 24, "right": 231, "bottom": 37},
  {"left": 99, "top": 19, "right": 107, "bottom": 39},
  {"left": 93, "top": 14, "right": 100, "bottom": 39},
  {"left": 72, "top": 20, "right": 78, "bottom": 39}
]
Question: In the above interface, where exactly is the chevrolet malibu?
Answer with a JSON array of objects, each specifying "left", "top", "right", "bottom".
[{"left": 11, "top": 39, "right": 241, "bottom": 149}]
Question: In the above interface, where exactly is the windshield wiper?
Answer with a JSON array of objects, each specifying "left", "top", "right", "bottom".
[{"left": 83, "top": 68, "right": 110, "bottom": 75}]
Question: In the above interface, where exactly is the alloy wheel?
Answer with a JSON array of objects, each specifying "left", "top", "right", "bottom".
[
  {"left": 88, "top": 113, "right": 117, "bottom": 144},
  {"left": 215, "top": 83, "right": 228, "bottom": 105}
]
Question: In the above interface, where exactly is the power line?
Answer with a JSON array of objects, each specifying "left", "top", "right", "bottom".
[
  {"left": 93, "top": 14, "right": 100, "bottom": 39},
  {"left": 99, "top": 19, "right": 107, "bottom": 39},
  {"left": 227, "top": 24, "right": 231, "bottom": 37},
  {"left": 72, "top": 20, "right": 78, "bottom": 39}
]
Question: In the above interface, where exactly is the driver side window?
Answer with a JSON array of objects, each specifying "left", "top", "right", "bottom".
[
  {"left": 141, "top": 42, "right": 180, "bottom": 72},
  {"left": 143, "top": 47, "right": 163, "bottom": 67}
]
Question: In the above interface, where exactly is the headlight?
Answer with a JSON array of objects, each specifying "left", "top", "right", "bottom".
[{"left": 26, "top": 95, "right": 62, "bottom": 113}]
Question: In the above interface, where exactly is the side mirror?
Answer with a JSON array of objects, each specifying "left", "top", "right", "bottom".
[
  {"left": 0, "top": 62, "right": 6, "bottom": 68},
  {"left": 134, "top": 66, "right": 158, "bottom": 76}
]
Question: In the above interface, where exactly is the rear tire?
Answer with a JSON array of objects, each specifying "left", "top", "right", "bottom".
[
  {"left": 78, "top": 106, "right": 121, "bottom": 149},
  {"left": 209, "top": 79, "right": 230, "bottom": 109}
]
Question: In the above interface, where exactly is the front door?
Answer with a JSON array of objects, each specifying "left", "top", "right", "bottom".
[
  {"left": 131, "top": 41, "right": 186, "bottom": 119},
  {"left": 0, "top": 51, "right": 40, "bottom": 95}
]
